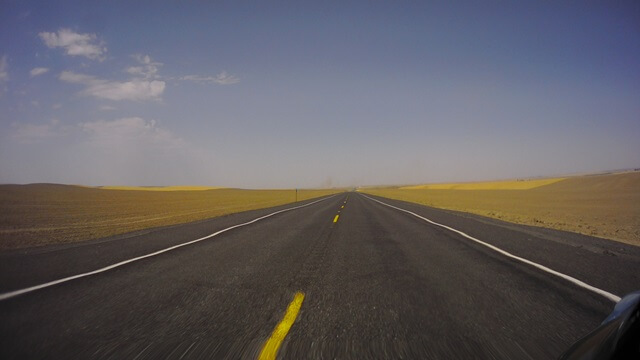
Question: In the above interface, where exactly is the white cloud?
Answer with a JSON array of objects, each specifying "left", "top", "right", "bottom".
[
  {"left": 126, "top": 54, "right": 162, "bottom": 79},
  {"left": 80, "top": 117, "right": 183, "bottom": 148},
  {"left": 30, "top": 67, "right": 49, "bottom": 77},
  {"left": 39, "top": 29, "right": 106, "bottom": 60},
  {"left": 52, "top": 103, "right": 62, "bottom": 109},
  {"left": 180, "top": 71, "right": 240, "bottom": 85},
  {"left": 99, "top": 105, "right": 116, "bottom": 111},
  {"left": 59, "top": 71, "right": 165, "bottom": 101}
]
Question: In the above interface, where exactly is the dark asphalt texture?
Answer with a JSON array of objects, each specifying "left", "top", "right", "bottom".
[{"left": 1, "top": 192, "right": 639, "bottom": 359}]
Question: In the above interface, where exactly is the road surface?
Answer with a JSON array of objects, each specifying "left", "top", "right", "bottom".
[{"left": 1, "top": 192, "right": 639, "bottom": 359}]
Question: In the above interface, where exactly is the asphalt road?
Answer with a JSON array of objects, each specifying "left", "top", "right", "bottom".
[{"left": 1, "top": 192, "right": 639, "bottom": 359}]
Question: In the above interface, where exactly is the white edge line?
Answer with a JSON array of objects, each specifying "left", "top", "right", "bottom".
[
  {"left": 360, "top": 193, "right": 621, "bottom": 303},
  {"left": 0, "top": 194, "right": 339, "bottom": 301}
]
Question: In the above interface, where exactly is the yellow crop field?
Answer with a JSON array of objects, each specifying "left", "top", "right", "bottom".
[
  {"left": 400, "top": 177, "right": 565, "bottom": 190},
  {"left": 97, "top": 185, "right": 225, "bottom": 191},
  {"left": 0, "top": 186, "right": 342, "bottom": 250},
  {"left": 361, "top": 172, "right": 640, "bottom": 246}
]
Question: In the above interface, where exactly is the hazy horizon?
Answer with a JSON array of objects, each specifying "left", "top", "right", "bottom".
[
  {"left": 1, "top": 167, "right": 638, "bottom": 190},
  {"left": 1, "top": 1, "right": 639, "bottom": 188}
]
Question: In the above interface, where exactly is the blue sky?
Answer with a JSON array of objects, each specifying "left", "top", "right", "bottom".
[{"left": 1, "top": 1, "right": 638, "bottom": 188}]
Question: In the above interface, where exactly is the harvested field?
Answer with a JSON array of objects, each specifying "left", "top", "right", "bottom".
[
  {"left": 0, "top": 185, "right": 341, "bottom": 250},
  {"left": 361, "top": 172, "right": 640, "bottom": 246},
  {"left": 96, "top": 186, "right": 225, "bottom": 191},
  {"left": 400, "top": 177, "right": 565, "bottom": 190}
]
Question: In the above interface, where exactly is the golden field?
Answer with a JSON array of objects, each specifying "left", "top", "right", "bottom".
[
  {"left": 399, "top": 177, "right": 566, "bottom": 190},
  {"left": 96, "top": 185, "right": 225, "bottom": 191},
  {"left": 0, "top": 186, "right": 342, "bottom": 250},
  {"left": 361, "top": 172, "right": 640, "bottom": 246}
]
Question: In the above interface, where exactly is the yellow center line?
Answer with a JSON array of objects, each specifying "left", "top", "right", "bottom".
[
  {"left": 258, "top": 292, "right": 305, "bottom": 360},
  {"left": 333, "top": 215, "right": 339, "bottom": 223}
]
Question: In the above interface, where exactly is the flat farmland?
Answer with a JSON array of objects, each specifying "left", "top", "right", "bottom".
[
  {"left": 361, "top": 172, "right": 640, "bottom": 246},
  {"left": 0, "top": 185, "right": 341, "bottom": 250}
]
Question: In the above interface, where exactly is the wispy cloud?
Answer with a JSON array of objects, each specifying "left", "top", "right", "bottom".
[
  {"left": 11, "top": 119, "right": 63, "bottom": 143},
  {"left": 30, "top": 67, "right": 49, "bottom": 77},
  {"left": 59, "top": 71, "right": 165, "bottom": 101},
  {"left": 10, "top": 116, "right": 181, "bottom": 149},
  {"left": 0, "top": 55, "right": 8, "bottom": 82},
  {"left": 99, "top": 105, "right": 116, "bottom": 111},
  {"left": 180, "top": 71, "right": 240, "bottom": 85},
  {"left": 0, "top": 55, "right": 8, "bottom": 95},
  {"left": 80, "top": 117, "right": 183, "bottom": 148},
  {"left": 126, "top": 54, "right": 162, "bottom": 79},
  {"left": 39, "top": 29, "right": 107, "bottom": 60},
  {"left": 4, "top": 116, "right": 206, "bottom": 186}
]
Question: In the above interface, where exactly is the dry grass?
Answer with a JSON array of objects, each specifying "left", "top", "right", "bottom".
[
  {"left": 361, "top": 172, "right": 640, "bottom": 246},
  {"left": 0, "top": 185, "right": 342, "bottom": 250},
  {"left": 97, "top": 185, "right": 225, "bottom": 191},
  {"left": 400, "top": 177, "right": 565, "bottom": 190}
]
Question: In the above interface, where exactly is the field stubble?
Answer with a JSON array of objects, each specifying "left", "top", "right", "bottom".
[
  {"left": 361, "top": 172, "right": 640, "bottom": 246},
  {"left": 0, "top": 185, "right": 341, "bottom": 250}
]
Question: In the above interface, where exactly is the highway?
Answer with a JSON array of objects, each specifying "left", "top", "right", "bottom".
[{"left": 1, "top": 192, "right": 639, "bottom": 359}]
